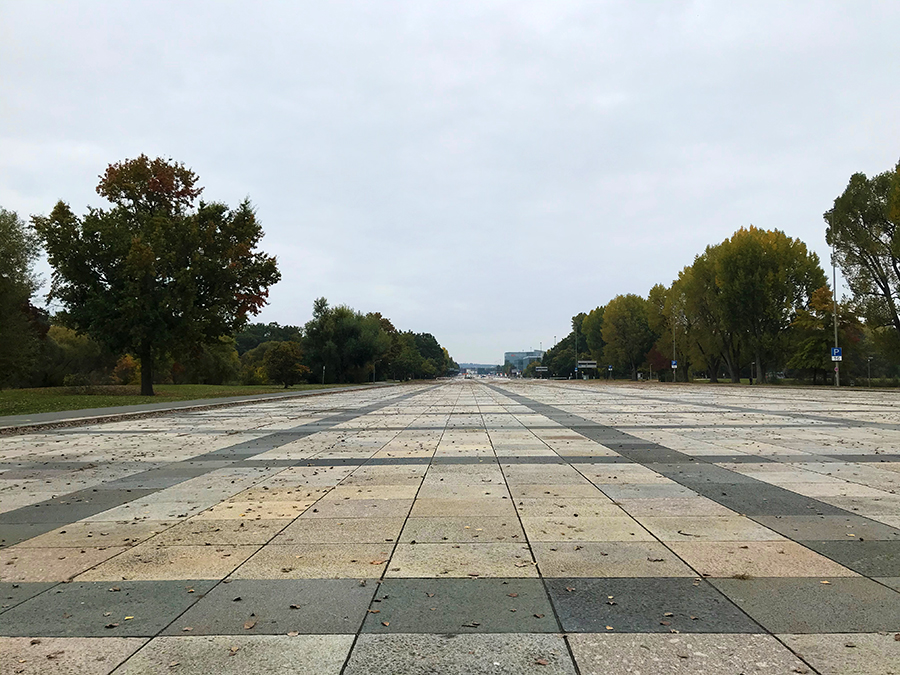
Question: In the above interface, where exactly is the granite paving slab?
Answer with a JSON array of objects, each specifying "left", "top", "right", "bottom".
[
  {"left": 361, "top": 578, "right": 558, "bottom": 633},
  {"left": 0, "top": 636, "right": 147, "bottom": 675},
  {"left": 0, "top": 580, "right": 216, "bottom": 636},
  {"left": 532, "top": 541, "right": 696, "bottom": 577},
  {"left": 162, "top": 579, "right": 375, "bottom": 635},
  {"left": 546, "top": 577, "right": 761, "bottom": 633},
  {"left": 343, "top": 633, "right": 577, "bottom": 675},
  {"left": 779, "top": 632, "right": 900, "bottom": 675},
  {"left": 387, "top": 543, "right": 537, "bottom": 578},
  {"left": 0, "top": 581, "right": 57, "bottom": 614},
  {"left": 710, "top": 577, "right": 900, "bottom": 633},
  {"left": 232, "top": 543, "right": 393, "bottom": 579},
  {"left": 114, "top": 635, "right": 354, "bottom": 674},
  {"left": 568, "top": 633, "right": 810, "bottom": 674}
]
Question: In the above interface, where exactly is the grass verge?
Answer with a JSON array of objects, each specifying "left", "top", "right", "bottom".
[{"left": 0, "top": 383, "right": 366, "bottom": 417}]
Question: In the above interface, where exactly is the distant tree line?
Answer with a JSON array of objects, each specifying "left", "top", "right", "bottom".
[
  {"left": 0, "top": 156, "right": 456, "bottom": 393},
  {"left": 538, "top": 158, "right": 900, "bottom": 385}
]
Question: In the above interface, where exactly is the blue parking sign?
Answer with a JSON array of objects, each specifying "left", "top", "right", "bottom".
[
  {"left": 671, "top": 360, "right": 678, "bottom": 369},
  {"left": 831, "top": 347, "right": 842, "bottom": 361}
]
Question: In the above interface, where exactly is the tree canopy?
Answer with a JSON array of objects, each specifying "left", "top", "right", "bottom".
[{"left": 33, "top": 155, "right": 280, "bottom": 394}]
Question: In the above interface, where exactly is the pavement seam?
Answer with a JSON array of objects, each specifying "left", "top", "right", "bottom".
[
  {"left": 479, "top": 385, "right": 582, "bottom": 675},
  {"left": 484, "top": 381, "right": 828, "bottom": 674},
  {"left": 338, "top": 382, "right": 455, "bottom": 675}
]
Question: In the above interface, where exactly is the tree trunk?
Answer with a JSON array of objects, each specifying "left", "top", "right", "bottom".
[
  {"left": 140, "top": 343, "right": 154, "bottom": 396},
  {"left": 708, "top": 355, "right": 721, "bottom": 383},
  {"left": 755, "top": 349, "right": 765, "bottom": 385}
]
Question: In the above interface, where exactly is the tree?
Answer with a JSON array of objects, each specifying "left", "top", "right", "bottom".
[
  {"left": 602, "top": 294, "right": 654, "bottom": 380},
  {"left": 0, "top": 208, "right": 44, "bottom": 387},
  {"left": 825, "top": 161, "right": 900, "bottom": 340},
  {"left": 581, "top": 306, "right": 606, "bottom": 364},
  {"left": 234, "top": 322, "right": 302, "bottom": 355},
  {"left": 303, "top": 298, "right": 390, "bottom": 383},
  {"left": 263, "top": 341, "right": 310, "bottom": 388},
  {"left": 34, "top": 156, "right": 280, "bottom": 395},
  {"left": 715, "top": 226, "right": 826, "bottom": 382}
]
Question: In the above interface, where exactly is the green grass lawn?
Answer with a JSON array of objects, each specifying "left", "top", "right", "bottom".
[{"left": 0, "top": 383, "right": 365, "bottom": 417}]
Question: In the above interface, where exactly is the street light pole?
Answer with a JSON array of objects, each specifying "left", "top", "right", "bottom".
[{"left": 831, "top": 245, "right": 841, "bottom": 387}]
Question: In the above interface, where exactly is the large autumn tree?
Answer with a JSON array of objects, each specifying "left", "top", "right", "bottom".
[{"left": 34, "top": 156, "right": 281, "bottom": 395}]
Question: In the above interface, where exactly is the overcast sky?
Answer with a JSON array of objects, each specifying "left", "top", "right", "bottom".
[{"left": 2, "top": 1, "right": 899, "bottom": 364}]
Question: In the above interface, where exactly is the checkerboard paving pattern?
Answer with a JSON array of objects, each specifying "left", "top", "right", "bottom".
[{"left": 2, "top": 381, "right": 900, "bottom": 673}]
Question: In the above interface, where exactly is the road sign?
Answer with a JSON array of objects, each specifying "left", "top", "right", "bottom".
[
  {"left": 535, "top": 366, "right": 548, "bottom": 372},
  {"left": 671, "top": 360, "right": 678, "bottom": 369},
  {"left": 577, "top": 360, "right": 597, "bottom": 368},
  {"left": 607, "top": 365, "right": 613, "bottom": 371},
  {"left": 831, "top": 347, "right": 842, "bottom": 362}
]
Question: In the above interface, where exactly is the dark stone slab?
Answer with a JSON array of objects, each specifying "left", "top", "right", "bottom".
[
  {"left": 754, "top": 515, "right": 900, "bottom": 542},
  {"left": 645, "top": 463, "right": 758, "bottom": 485},
  {"left": 163, "top": 579, "right": 376, "bottom": 635},
  {"left": 799, "top": 540, "right": 900, "bottom": 577},
  {"left": 546, "top": 577, "right": 761, "bottom": 634},
  {"left": 689, "top": 483, "right": 846, "bottom": 517},
  {"left": 0, "top": 522, "right": 68, "bottom": 548},
  {"left": 0, "top": 582, "right": 57, "bottom": 614},
  {"left": 361, "top": 578, "right": 558, "bottom": 634},
  {"left": 711, "top": 577, "right": 900, "bottom": 633},
  {"left": 0, "top": 580, "right": 216, "bottom": 637},
  {"left": 0, "top": 489, "right": 156, "bottom": 524}
]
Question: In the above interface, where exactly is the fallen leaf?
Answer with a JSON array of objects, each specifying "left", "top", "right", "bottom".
[
  {"left": 229, "top": 646, "right": 240, "bottom": 656},
  {"left": 534, "top": 613, "right": 545, "bottom": 618},
  {"left": 535, "top": 658, "right": 549, "bottom": 666},
  {"left": 124, "top": 616, "right": 134, "bottom": 620},
  {"left": 168, "top": 661, "right": 180, "bottom": 668},
  {"left": 664, "top": 612, "right": 674, "bottom": 617},
  {"left": 182, "top": 627, "right": 193, "bottom": 632},
  {"left": 244, "top": 619, "right": 257, "bottom": 630},
  {"left": 565, "top": 587, "right": 575, "bottom": 592},
  {"left": 605, "top": 625, "right": 614, "bottom": 630},
  {"left": 289, "top": 604, "right": 301, "bottom": 610},
  {"left": 820, "top": 580, "right": 831, "bottom": 585},
  {"left": 367, "top": 609, "right": 380, "bottom": 614},
  {"left": 287, "top": 631, "right": 300, "bottom": 637},
  {"left": 105, "top": 623, "right": 119, "bottom": 629},
  {"left": 507, "top": 593, "right": 519, "bottom": 598},
  {"left": 381, "top": 621, "right": 390, "bottom": 626}
]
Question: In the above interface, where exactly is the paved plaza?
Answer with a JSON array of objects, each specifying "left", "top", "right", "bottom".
[{"left": 1, "top": 380, "right": 899, "bottom": 674}]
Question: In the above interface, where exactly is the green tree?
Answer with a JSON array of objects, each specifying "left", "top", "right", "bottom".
[
  {"left": 0, "top": 208, "right": 44, "bottom": 387},
  {"left": 263, "top": 341, "right": 310, "bottom": 387},
  {"left": 33, "top": 156, "right": 280, "bottom": 395},
  {"left": 602, "top": 294, "right": 654, "bottom": 380},
  {"left": 234, "top": 322, "right": 302, "bottom": 355},
  {"left": 715, "top": 226, "right": 826, "bottom": 382},
  {"left": 303, "top": 298, "right": 390, "bottom": 383},
  {"left": 581, "top": 306, "right": 606, "bottom": 364},
  {"left": 825, "top": 160, "right": 900, "bottom": 340}
]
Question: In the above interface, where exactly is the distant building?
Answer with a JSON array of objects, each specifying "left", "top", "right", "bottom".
[{"left": 503, "top": 350, "right": 545, "bottom": 372}]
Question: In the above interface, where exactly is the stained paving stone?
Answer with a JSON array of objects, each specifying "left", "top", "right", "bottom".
[
  {"left": 74, "top": 544, "right": 259, "bottom": 581},
  {"left": 532, "top": 541, "right": 695, "bottom": 578},
  {"left": 0, "top": 636, "right": 147, "bottom": 675},
  {"left": 568, "top": 633, "right": 810, "bottom": 674},
  {"left": 521, "top": 516, "right": 654, "bottom": 542},
  {"left": 0, "top": 546, "right": 129, "bottom": 583},
  {"left": 710, "top": 577, "right": 900, "bottom": 633},
  {"left": 361, "top": 578, "right": 558, "bottom": 633},
  {"left": 779, "top": 633, "right": 900, "bottom": 675},
  {"left": 232, "top": 543, "right": 393, "bottom": 579},
  {"left": 14, "top": 520, "right": 175, "bottom": 548},
  {"left": 667, "top": 540, "right": 859, "bottom": 578},
  {"left": 0, "top": 489, "right": 157, "bottom": 524},
  {"left": 115, "top": 635, "right": 354, "bottom": 674},
  {"left": 163, "top": 579, "right": 375, "bottom": 635},
  {"left": 275, "top": 517, "right": 406, "bottom": 544},
  {"left": 400, "top": 516, "right": 525, "bottom": 543},
  {"left": 635, "top": 515, "right": 785, "bottom": 541},
  {"left": 0, "top": 580, "right": 216, "bottom": 637},
  {"left": 344, "top": 633, "right": 577, "bottom": 675},
  {"left": 0, "top": 581, "right": 56, "bottom": 614},
  {"left": 387, "top": 543, "right": 538, "bottom": 578},
  {"left": 150, "top": 519, "right": 291, "bottom": 546},
  {"left": 546, "top": 577, "right": 762, "bottom": 633},
  {"left": 797, "top": 540, "right": 900, "bottom": 577}
]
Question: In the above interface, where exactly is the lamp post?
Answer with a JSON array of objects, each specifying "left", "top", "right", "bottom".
[
  {"left": 831, "top": 222, "right": 840, "bottom": 388},
  {"left": 868, "top": 356, "right": 873, "bottom": 388},
  {"left": 322, "top": 365, "right": 325, "bottom": 386}
]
